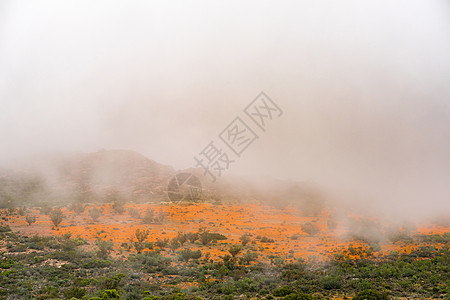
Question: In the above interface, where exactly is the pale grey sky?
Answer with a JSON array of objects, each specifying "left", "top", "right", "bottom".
[{"left": 1, "top": 1, "right": 449, "bottom": 218}]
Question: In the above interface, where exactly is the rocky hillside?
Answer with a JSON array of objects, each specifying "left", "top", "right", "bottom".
[
  {"left": 58, "top": 149, "right": 175, "bottom": 198},
  {"left": 0, "top": 149, "right": 176, "bottom": 206}
]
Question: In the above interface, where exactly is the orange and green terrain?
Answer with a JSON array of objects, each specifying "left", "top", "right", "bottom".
[
  {"left": 1, "top": 201, "right": 449, "bottom": 300},
  {"left": 5, "top": 202, "right": 450, "bottom": 262},
  {"left": 0, "top": 150, "right": 449, "bottom": 299}
]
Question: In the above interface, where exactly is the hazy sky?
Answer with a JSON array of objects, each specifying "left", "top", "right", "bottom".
[{"left": 1, "top": 1, "right": 449, "bottom": 217}]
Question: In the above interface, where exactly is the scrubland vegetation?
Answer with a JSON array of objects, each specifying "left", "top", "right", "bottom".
[
  {"left": 0, "top": 203, "right": 449, "bottom": 300},
  {"left": 0, "top": 151, "right": 449, "bottom": 299}
]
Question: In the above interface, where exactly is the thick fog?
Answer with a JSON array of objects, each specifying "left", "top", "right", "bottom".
[{"left": 1, "top": 1, "right": 449, "bottom": 219}]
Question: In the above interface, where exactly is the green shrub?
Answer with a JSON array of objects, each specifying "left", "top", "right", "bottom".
[
  {"left": 39, "top": 286, "right": 59, "bottom": 299},
  {"left": 169, "top": 239, "right": 180, "bottom": 253},
  {"left": 322, "top": 276, "right": 342, "bottom": 290},
  {"left": 64, "top": 286, "right": 86, "bottom": 299},
  {"left": 96, "top": 239, "right": 113, "bottom": 259},
  {"left": 228, "top": 245, "right": 242, "bottom": 258},
  {"left": 198, "top": 231, "right": 227, "bottom": 245},
  {"left": 89, "top": 207, "right": 101, "bottom": 222},
  {"left": 25, "top": 215, "right": 37, "bottom": 226},
  {"left": 160, "top": 292, "right": 203, "bottom": 300},
  {"left": 186, "top": 232, "right": 199, "bottom": 243},
  {"left": 49, "top": 208, "right": 64, "bottom": 228},
  {"left": 136, "top": 252, "right": 172, "bottom": 273},
  {"left": 102, "top": 289, "right": 120, "bottom": 299},
  {"left": 155, "top": 238, "right": 168, "bottom": 249},
  {"left": 352, "top": 289, "right": 389, "bottom": 300},
  {"left": 83, "top": 259, "right": 111, "bottom": 269},
  {"left": 239, "top": 234, "right": 251, "bottom": 246},
  {"left": 74, "top": 277, "right": 90, "bottom": 287},
  {"left": 259, "top": 236, "right": 275, "bottom": 243},
  {"left": 240, "top": 251, "right": 258, "bottom": 264},
  {"left": 0, "top": 258, "right": 14, "bottom": 269},
  {"left": 178, "top": 249, "right": 202, "bottom": 262},
  {"left": 175, "top": 232, "right": 188, "bottom": 246},
  {"left": 1, "top": 269, "right": 16, "bottom": 276},
  {"left": 273, "top": 286, "right": 294, "bottom": 297},
  {"left": 284, "top": 293, "right": 316, "bottom": 300},
  {"left": 0, "top": 224, "right": 11, "bottom": 232}
]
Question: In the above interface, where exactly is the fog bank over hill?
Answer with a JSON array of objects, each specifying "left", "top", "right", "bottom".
[
  {"left": 0, "top": 149, "right": 447, "bottom": 227},
  {"left": 1, "top": 1, "right": 449, "bottom": 221}
]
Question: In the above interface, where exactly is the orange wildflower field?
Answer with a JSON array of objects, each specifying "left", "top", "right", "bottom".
[{"left": 5, "top": 202, "right": 449, "bottom": 262}]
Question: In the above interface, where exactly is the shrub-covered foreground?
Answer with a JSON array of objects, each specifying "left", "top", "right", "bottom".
[{"left": 0, "top": 230, "right": 449, "bottom": 300}]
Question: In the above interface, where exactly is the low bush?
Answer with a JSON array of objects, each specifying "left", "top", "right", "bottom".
[{"left": 352, "top": 289, "right": 389, "bottom": 300}]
